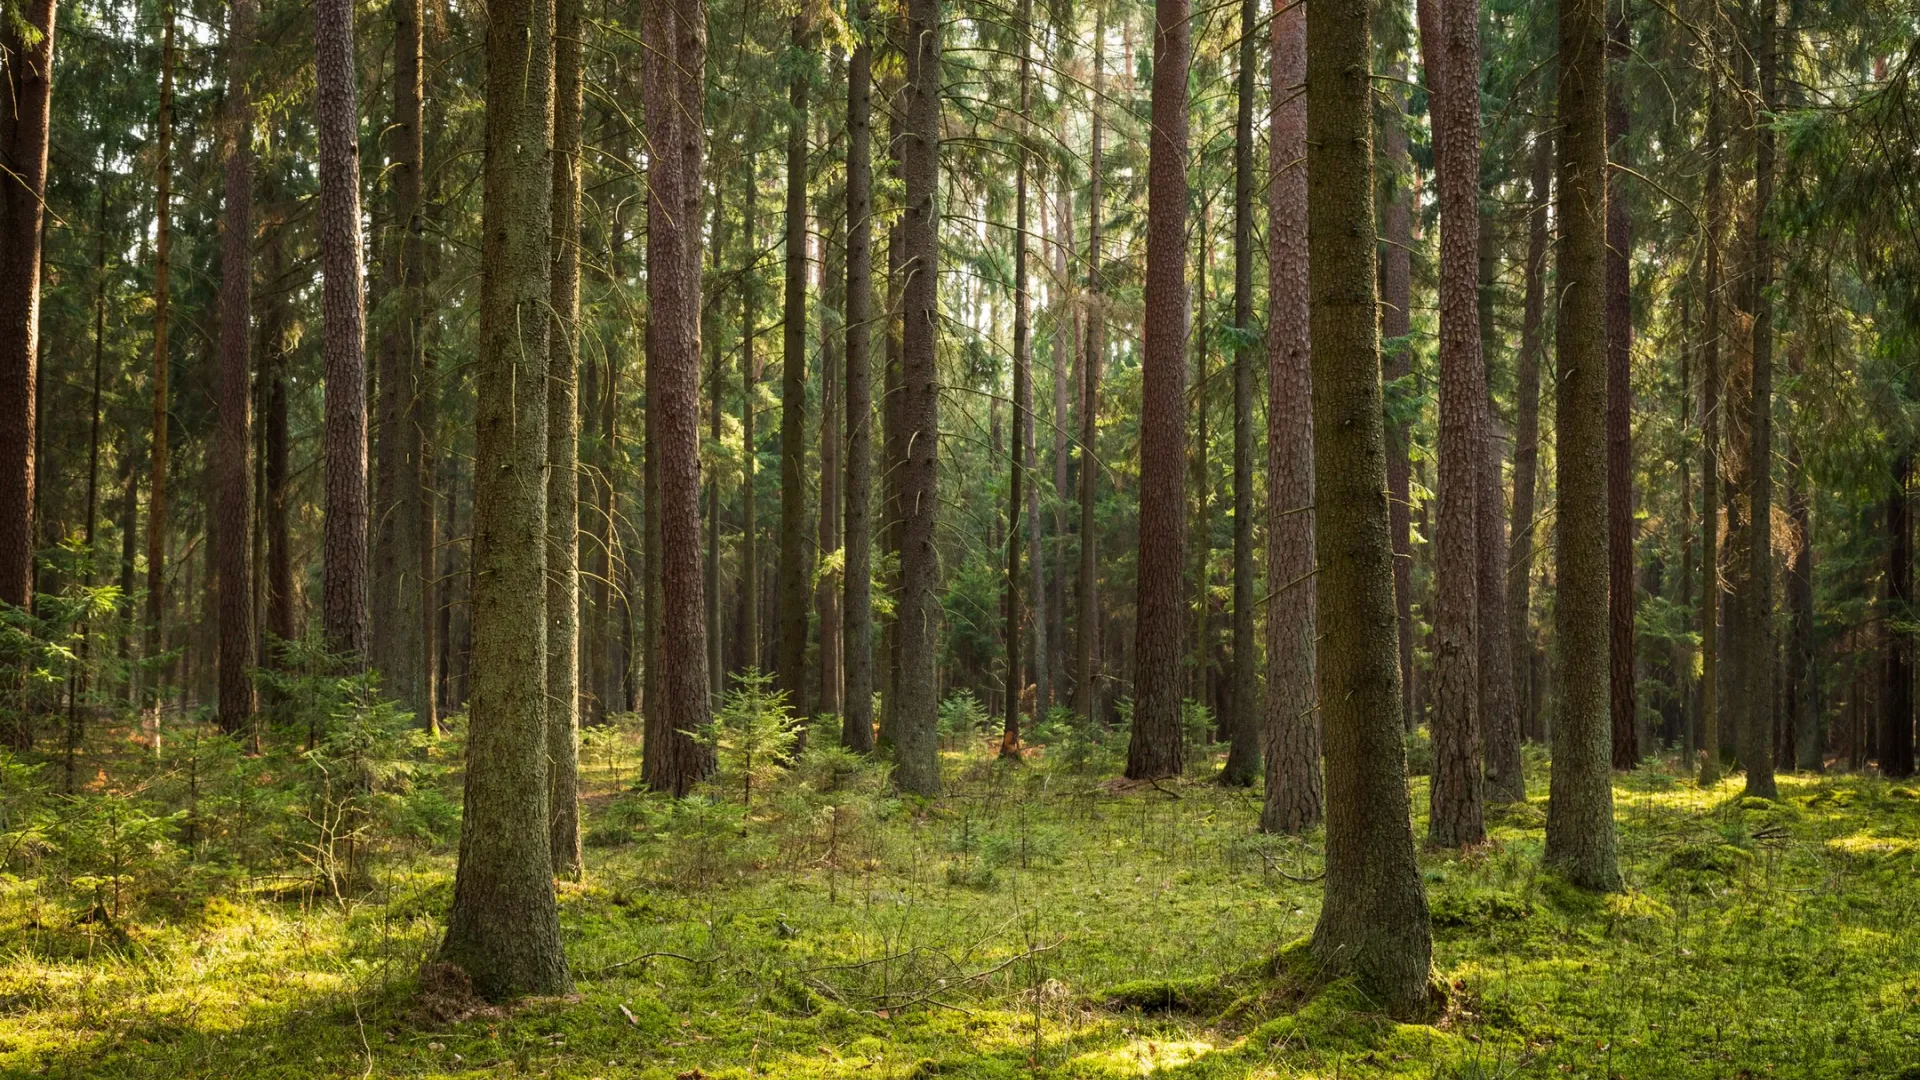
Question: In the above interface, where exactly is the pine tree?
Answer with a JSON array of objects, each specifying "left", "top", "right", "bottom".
[
  {"left": 546, "top": 0, "right": 584, "bottom": 873},
  {"left": 216, "top": 0, "right": 257, "bottom": 736}
]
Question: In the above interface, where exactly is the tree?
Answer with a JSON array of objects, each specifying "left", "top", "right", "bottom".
[
  {"left": 216, "top": 0, "right": 256, "bottom": 736},
  {"left": 546, "top": 0, "right": 583, "bottom": 874},
  {"left": 145, "top": 4, "right": 174, "bottom": 713},
  {"left": 778, "top": 12, "right": 812, "bottom": 712},
  {"left": 741, "top": 154, "right": 761, "bottom": 677},
  {"left": 1738, "top": 0, "right": 1779, "bottom": 800},
  {"left": 1218, "top": 0, "right": 1259, "bottom": 789},
  {"left": 1509, "top": 120, "right": 1551, "bottom": 745},
  {"left": 1885, "top": 455, "right": 1915, "bottom": 777},
  {"left": 1001, "top": 0, "right": 1032, "bottom": 759},
  {"left": 1305, "top": 0, "right": 1431, "bottom": 1015},
  {"left": 1260, "top": 0, "right": 1317, "bottom": 833},
  {"left": 1699, "top": 65, "right": 1724, "bottom": 786},
  {"left": 1545, "top": 0, "right": 1622, "bottom": 893},
  {"left": 316, "top": 0, "right": 370, "bottom": 662},
  {"left": 1381, "top": 57, "right": 1417, "bottom": 732},
  {"left": 892, "top": 0, "right": 943, "bottom": 796},
  {"left": 1123, "top": 0, "right": 1191, "bottom": 782},
  {"left": 1076, "top": 1, "right": 1105, "bottom": 731},
  {"left": 841, "top": 0, "right": 875, "bottom": 753},
  {"left": 438, "top": 0, "right": 570, "bottom": 998},
  {"left": 1422, "top": 0, "right": 1486, "bottom": 848},
  {"left": 1605, "top": 0, "right": 1637, "bottom": 770}
]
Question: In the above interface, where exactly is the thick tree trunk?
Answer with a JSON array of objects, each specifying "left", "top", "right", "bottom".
[
  {"left": 438, "top": 0, "right": 571, "bottom": 998},
  {"left": 1510, "top": 123, "right": 1551, "bottom": 744},
  {"left": 1218, "top": 0, "right": 1259, "bottom": 787},
  {"left": 642, "top": 0, "right": 715, "bottom": 795},
  {"left": 317, "top": 0, "right": 371, "bottom": 662},
  {"left": 1739, "top": 0, "right": 1778, "bottom": 799},
  {"left": 1605, "top": 0, "right": 1637, "bottom": 770},
  {"left": 892, "top": 0, "right": 943, "bottom": 795},
  {"left": 217, "top": 0, "right": 257, "bottom": 736},
  {"left": 1261, "top": 0, "right": 1318, "bottom": 831},
  {"left": 1422, "top": 0, "right": 1485, "bottom": 848},
  {"left": 1305, "top": 0, "right": 1431, "bottom": 1015},
  {"left": 1076, "top": 3, "right": 1105, "bottom": 731},
  {"left": 1381, "top": 60, "right": 1417, "bottom": 733},
  {"left": 778, "top": 16, "right": 813, "bottom": 712},
  {"left": 1545, "top": 0, "right": 1623, "bottom": 891},
  {"left": 546, "top": 0, "right": 583, "bottom": 874},
  {"left": 842, "top": 9, "right": 876, "bottom": 753},
  {"left": 1122, "top": 0, "right": 1190, "bottom": 782}
]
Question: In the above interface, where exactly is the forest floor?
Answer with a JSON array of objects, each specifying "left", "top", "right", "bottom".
[{"left": 3, "top": 728, "right": 1919, "bottom": 1079}]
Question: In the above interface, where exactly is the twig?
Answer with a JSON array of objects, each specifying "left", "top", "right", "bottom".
[{"left": 586, "top": 950, "right": 713, "bottom": 977}]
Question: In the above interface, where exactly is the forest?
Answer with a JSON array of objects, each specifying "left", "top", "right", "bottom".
[{"left": 3, "top": 0, "right": 1920, "bottom": 1071}]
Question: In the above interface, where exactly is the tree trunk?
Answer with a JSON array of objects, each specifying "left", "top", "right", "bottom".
[
  {"left": 1382, "top": 59, "right": 1417, "bottom": 734},
  {"left": 707, "top": 192, "right": 726, "bottom": 703},
  {"left": 842, "top": 7, "right": 876, "bottom": 753},
  {"left": 317, "top": 0, "right": 370, "bottom": 662},
  {"left": 217, "top": 0, "right": 257, "bottom": 736},
  {"left": 1305, "top": 0, "right": 1431, "bottom": 1015},
  {"left": 818, "top": 209, "right": 843, "bottom": 722},
  {"left": 1884, "top": 454, "right": 1915, "bottom": 778},
  {"left": 1699, "top": 66, "right": 1724, "bottom": 784},
  {"left": 1051, "top": 187, "right": 1073, "bottom": 711},
  {"left": 1001, "top": 0, "right": 1032, "bottom": 758},
  {"left": 263, "top": 206, "right": 295, "bottom": 654},
  {"left": 1479, "top": 206, "right": 1521, "bottom": 803},
  {"left": 1786, "top": 401, "right": 1815, "bottom": 770},
  {"left": 1739, "top": 0, "right": 1778, "bottom": 799},
  {"left": 1605, "top": 0, "right": 1637, "bottom": 770},
  {"left": 1545, "top": 0, "right": 1623, "bottom": 891},
  {"left": 642, "top": 0, "right": 716, "bottom": 795},
  {"left": 1260, "top": 0, "right": 1318, "bottom": 831},
  {"left": 1076, "top": 1, "right": 1105, "bottom": 731},
  {"left": 778, "top": 15, "right": 813, "bottom": 712},
  {"left": 892, "top": 0, "right": 943, "bottom": 795},
  {"left": 546, "top": 0, "right": 583, "bottom": 874},
  {"left": 741, "top": 156, "right": 761, "bottom": 677},
  {"left": 1122, "top": 0, "right": 1190, "bottom": 782},
  {"left": 144, "top": 6, "right": 175, "bottom": 721},
  {"left": 1510, "top": 122, "right": 1551, "bottom": 745},
  {"left": 1218, "top": 0, "right": 1259, "bottom": 787},
  {"left": 1422, "top": 0, "right": 1485, "bottom": 848},
  {"left": 438, "top": 0, "right": 571, "bottom": 998}
]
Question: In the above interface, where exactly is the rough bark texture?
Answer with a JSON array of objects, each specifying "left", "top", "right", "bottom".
[
  {"left": 263, "top": 208, "right": 295, "bottom": 651},
  {"left": 1381, "top": 61, "right": 1417, "bottom": 733},
  {"left": 842, "top": 8, "right": 876, "bottom": 753},
  {"left": 1605, "top": 0, "right": 1637, "bottom": 770},
  {"left": 0, "top": 0, "right": 55, "bottom": 618},
  {"left": 1050, "top": 189, "right": 1073, "bottom": 712},
  {"left": 1305, "top": 0, "right": 1432, "bottom": 1015},
  {"left": 818, "top": 215, "right": 843, "bottom": 720},
  {"left": 1260, "top": 0, "right": 1318, "bottom": 833},
  {"left": 438, "top": 0, "right": 571, "bottom": 998},
  {"left": 1545, "top": 0, "right": 1623, "bottom": 892},
  {"left": 546, "top": 0, "right": 583, "bottom": 874},
  {"left": 1479, "top": 207, "right": 1522, "bottom": 802},
  {"left": 1785, "top": 341, "right": 1817, "bottom": 771},
  {"left": 1076, "top": 4, "right": 1105, "bottom": 731},
  {"left": 1123, "top": 0, "right": 1190, "bottom": 782},
  {"left": 1000, "top": 0, "right": 1032, "bottom": 758},
  {"left": 778, "top": 17, "right": 812, "bottom": 712},
  {"left": 643, "top": 0, "right": 716, "bottom": 794},
  {"left": 893, "top": 0, "right": 943, "bottom": 795},
  {"left": 217, "top": 0, "right": 257, "bottom": 735},
  {"left": 1699, "top": 71, "right": 1724, "bottom": 784},
  {"left": 1422, "top": 0, "right": 1485, "bottom": 849},
  {"left": 145, "top": 9, "right": 174, "bottom": 709},
  {"left": 741, "top": 160, "right": 760, "bottom": 678},
  {"left": 1219, "top": 0, "right": 1260, "bottom": 788},
  {"left": 1739, "top": 0, "right": 1778, "bottom": 800},
  {"left": 317, "top": 0, "right": 370, "bottom": 662},
  {"left": 1885, "top": 455, "right": 1915, "bottom": 778},
  {"left": 373, "top": 0, "right": 432, "bottom": 723},
  {"left": 1510, "top": 123, "right": 1551, "bottom": 745}
]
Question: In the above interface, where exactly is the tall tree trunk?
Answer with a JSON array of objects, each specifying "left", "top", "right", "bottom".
[
  {"left": 546, "top": 0, "right": 583, "bottom": 873},
  {"left": 1261, "top": 0, "right": 1318, "bottom": 831},
  {"left": 373, "top": 0, "right": 432, "bottom": 721},
  {"left": 1305, "top": 0, "right": 1431, "bottom": 1014},
  {"left": 1545, "top": 0, "right": 1623, "bottom": 891},
  {"left": 263, "top": 203, "right": 295, "bottom": 653},
  {"left": 1605, "top": 0, "right": 1637, "bottom": 770},
  {"left": 1051, "top": 187, "right": 1072, "bottom": 710},
  {"left": 741, "top": 157, "right": 761, "bottom": 676},
  {"left": 1699, "top": 66, "right": 1724, "bottom": 784},
  {"left": 707, "top": 192, "right": 726, "bottom": 702},
  {"left": 818, "top": 210, "right": 843, "bottom": 721},
  {"left": 642, "top": 0, "right": 715, "bottom": 795},
  {"left": 1422, "top": 0, "right": 1485, "bottom": 848},
  {"left": 217, "top": 0, "right": 257, "bottom": 736},
  {"left": 1218, "top": 0, "right": 1259, "bottom": 787},
  {"left": 1123, "top": 0, "right": 1190, "bottom": 782},
  {"left": 1382, "top": 59, "right": 1417, "bottom": 733},
  {"left": 842, "top": 3, "right": 876, "bottom": 753},
  {"left": 317, "top": 0, "right": 370, "bottom": 662},
  {"left": 1001, "top": 0, "right": 1032, "bottom": 758},
  {"left": 1884, "top": 455, "right": 1915, "bottom": 778},
  {"left": 1480, "top": 207, "right": 1521, "bottom": 803},
  {"left": 1785, "top": 342, "right": 1816, "bottom": 771},
  {"left": 1190, "top": 219, "right": 1210, "bottom": 715},
  {"left": 778, "top": 15, "right": 813, "bottom": 711},
  {"left": 438, "top": 0, "right": 570, "bottom": 1000},
  {"left": 145, "top": 6, "right": 175, "bottom": 721},
  {"left": 1076, "top": 1, "right": 1105, "bottom": 730},
  {"left": 1510, "top": 122, "right": 1551, "bottom": 744},
  {"left": 1739, "top": 0, "right": 1779, "bottom": 799},
  {"left": 892, "top": 0, "right": 943, "bottom": 795}
]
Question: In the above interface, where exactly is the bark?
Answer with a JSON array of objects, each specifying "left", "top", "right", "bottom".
[
  {"left": 1218, "top": 0, "right": 1260, "bottom": 788},
  {"left": 1699, "top": 68, "right": 1724, "bottom": 784},
  {"left": 892, "top": 0, "right": 943, "bottom": 795},
  {"left": 1122, "top": 0, "right": 1190, "bottom": 782},
  {"left": 263, "top": 207, "right": 294, "bottom": 652},
  {"left": 1422, "top": 0, "right": 1485, "bottom": 848},
  {"left": 1002, "top": 0, "right": 1032, "bottom": 758},
  {"left": 778, "top": 15, "right": 813, "bottom": 711},
  {"left": 1545, "top": 0, "right": 1623, "bottom": 891},
  {"left": 642, "top": 0, "right": 715, "bottom": 795},
  {"left": 818, "top": 211, "right": 843, "bottom": 720},
  {"left": 1786, "top": 406, "right": 1815, "bottom": 770},
  {"left": 438, "top": 0, "right": 571, "bottom": 998},
  {"left": 1049, "top": 187, "right": 1072, "bottom": 711},
  {"left": 1382, "top": 60, "right": 1417, "bottom": 733},
  {"left": 707, "top": 193, "right": 726, "bottom": 702},
  {"left": 317, "top": 0, "right": 370, "bottom": 662},
  {"left": 217, "top": 0, "right": 257, "bottom": 735},
  {"left": 741, "top": 157, "right": 761, "bottom": 677},
  {"left": 145, "top": 7, "right": 175, "bottom": 711},
  {"left": 1739, "top": 0, "right": 1778, "bottom": 800},
  {"left": 1478, "top": 214, "right": 1520, "bottom": 803},
  {"left": 546, "top": 0, "right": 583, "bottom": 874},
  {"left": 1260, "top": 0, "right": 1318, "bottom": 832},
  {"left": 0, "top": 0, "right": 55, "bottom": 619},
  {"left": 842, "top": 5, "right": 876, "bottom": 753},
  {"left": 1509, "top": 123, "right": 1551, "bottom": 744},
  {"left": 1076, "top": 1, "right": 1105, "bottom": 730},
  {"left": 1305, "top": 0, "right": 1431, "bottom": 1015},
  {"left": 1605, "top": 0, "right": 1637, "bottom": 769},
  {"left": 373, "top": 0, "right": 432, "bottom": 721},
  {"left": 1884, "top": 455, "right": 1915, "bottom": 778}
]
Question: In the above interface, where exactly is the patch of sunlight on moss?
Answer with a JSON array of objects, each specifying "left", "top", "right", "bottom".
[
  {"left": 1603, "top": 890, "right": 1674, "bottom": 922},
  {"left": 1824, "top": 833, "right": 1920, "bottom": 860},
  {"left": 1070, "top": 1037, "right": 1216, "bottom": 1076}
]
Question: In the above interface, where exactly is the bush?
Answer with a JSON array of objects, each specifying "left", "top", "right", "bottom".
[
  {"left": 710, "top": 669, "right": 801, "bottom": 807},
  {"left": 938, "top": 690, "right": 991, "bottom": 748}
]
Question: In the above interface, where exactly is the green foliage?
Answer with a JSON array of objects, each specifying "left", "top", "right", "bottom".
[
  {"left": 936, "top": 688, "right": 991, "bottom": 748},
  {"left": 709, "top": 668, "right": 801, "bottom": 807}
]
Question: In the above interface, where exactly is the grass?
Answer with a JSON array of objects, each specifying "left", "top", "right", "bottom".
[{"left": 2, "top": 731, "right": 1919, "bottom": 1079}]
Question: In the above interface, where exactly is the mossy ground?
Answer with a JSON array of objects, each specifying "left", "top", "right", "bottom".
[{"left": 3, "top": 736, "right": 1918, "bottom": 1079}]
